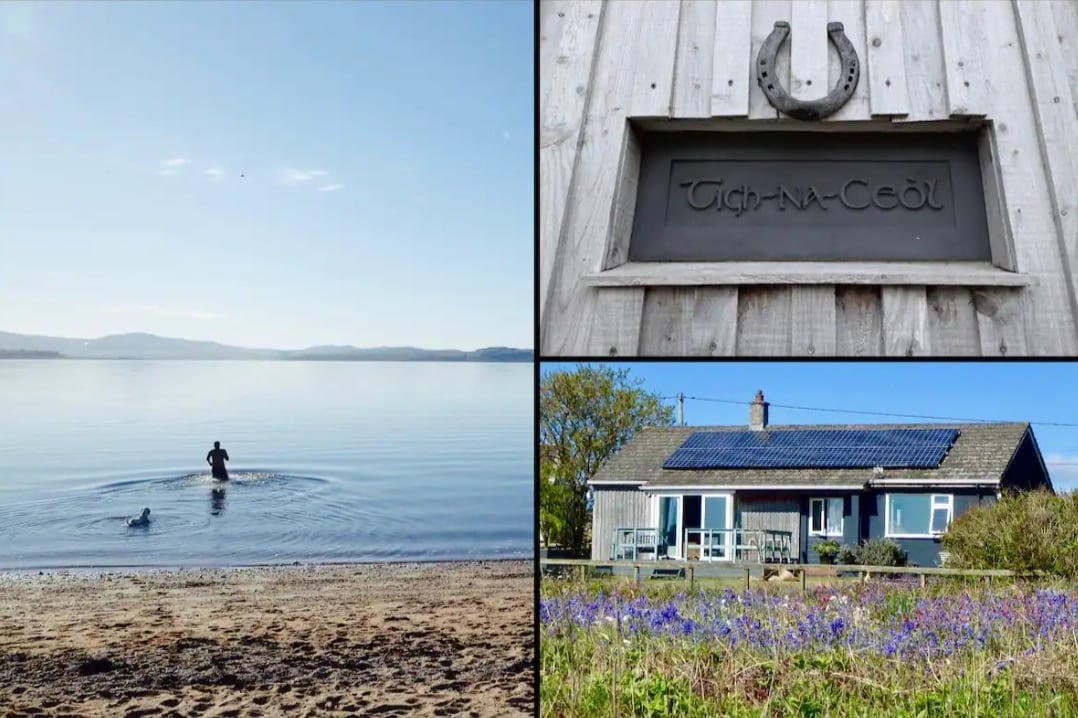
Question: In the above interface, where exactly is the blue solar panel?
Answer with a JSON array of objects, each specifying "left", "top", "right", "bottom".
[{"left": 662, "top": 428, "right": 960, "bottom": 469}]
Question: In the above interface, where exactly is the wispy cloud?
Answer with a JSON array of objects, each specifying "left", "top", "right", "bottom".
[
  {"left": 501, "top": 130, "right": 511, "bottom": 140},
  {"left": 157, "top": 157, "right": 191, "bottom": 176},
  {"left": 278, "top": 167, "right": 329, "bottom": 185},
  {"left": 101, "top": 304, "right": 225, "bottom": 320},
  {"left": 316, "top": 184, "right": 343, "bottom": 192},
  {"left": 1046, "top": 453, "right": 1078, "bottom": 492},
  {"left": 203, "top": 167, "right": 225, "bottom": 181}
]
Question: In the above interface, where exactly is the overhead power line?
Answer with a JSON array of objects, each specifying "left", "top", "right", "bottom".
[{"left": 664, "top": 394, "right": 1078, "bottom": 429}]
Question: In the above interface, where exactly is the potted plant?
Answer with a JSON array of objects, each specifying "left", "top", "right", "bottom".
[{"left": 813, "top": 539, "right": 841, "bottom": 565}]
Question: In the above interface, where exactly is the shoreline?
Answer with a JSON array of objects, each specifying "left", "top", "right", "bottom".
[
  {"left": 0, "top": 559, "right": 533, "bottom": 717},
  {"left": 0, "top": 556, "right": 534, "bottom": 580}
]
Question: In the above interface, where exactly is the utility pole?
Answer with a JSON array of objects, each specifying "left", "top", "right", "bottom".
[{"left": 677, "top": 392, "right": 684, "bottom": 426}]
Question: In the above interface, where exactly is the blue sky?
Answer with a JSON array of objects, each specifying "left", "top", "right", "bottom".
[
  {"left": 540, "top": 362, "right": 1078, "bottom": 491},
  {"left": 0, "top": 0, "right": 532, "bottom": 350}
]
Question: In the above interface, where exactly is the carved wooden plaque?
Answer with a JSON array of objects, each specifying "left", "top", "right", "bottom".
[{"left": 629, "top": 132, "right": 991, "bottom": 262}]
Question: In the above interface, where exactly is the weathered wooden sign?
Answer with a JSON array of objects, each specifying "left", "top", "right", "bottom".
[{"left": 629, "top": 132, "right": 992, "bottom": 262}]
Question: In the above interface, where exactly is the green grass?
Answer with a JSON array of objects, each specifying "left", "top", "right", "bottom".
[{"left": 540, "top": 576, "right": 1078, "bottom": 718}]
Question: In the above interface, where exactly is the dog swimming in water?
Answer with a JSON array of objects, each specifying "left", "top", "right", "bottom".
[{"left": 126, "top": 507, "right": 151, "bottom": 527}]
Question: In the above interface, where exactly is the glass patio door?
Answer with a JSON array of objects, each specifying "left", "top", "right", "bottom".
[
  {"left": 658, "top": 496, "right": 680, "bottom": 558},
  {"left": 702, "top": 495, "right": 732, "bottom": 560}
]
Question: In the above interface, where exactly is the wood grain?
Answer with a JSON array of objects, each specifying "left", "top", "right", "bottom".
[
  {"left": 673, "top": 0, "right": 719, "bottom": 118},
  {"left": 711, "top": 0, "right": 754, "bottom": 117},
  {"left": 863, "top": 0, "right": 910, "bottom": 116},
  {"left": 896, "top": 0, "right": 948, "bottom": 122},
  {"left": 539, "top": 0, "right": 604, "bottom": 326},
  {"left": 836, "top": 286, "right": 884, "bottom": 356},
  {"left": 938, "top": 0, "right": 992, "bottom": 117},
  {"left": 881, "top": 286, "right": 930, "bottom": 356}
]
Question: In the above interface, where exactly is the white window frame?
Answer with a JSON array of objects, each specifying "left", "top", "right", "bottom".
[
  {"left": 809, "top": 497, "right": 844, "bottom": 537},
  {"left": 885, "top": 493, "right": 954, "bottom": 539},
  {"left": 648, "top": 491, "right": 735, "bottom": 561}
]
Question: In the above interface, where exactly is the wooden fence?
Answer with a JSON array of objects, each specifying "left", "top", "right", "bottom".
[{"left": 540, "top": 557, "right": 1030, "bottom": 593}]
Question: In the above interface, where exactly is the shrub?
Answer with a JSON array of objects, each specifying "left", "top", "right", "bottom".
[
  {"left": 856, "top": 538, "right": 908, "bottom": 567},
  {"left": 836, "top": 544, "right": 858, "bottom": 565},
  {"left": 813, "top": 539, "right": 841, "bottom": 563},
  {"left": 941, "top": 489, "right": 1078, "bottom": 577}
]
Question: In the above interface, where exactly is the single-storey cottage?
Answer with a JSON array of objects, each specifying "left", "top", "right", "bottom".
[{"left": 589, "top": 392, "right": 1052, "bottom": 567}]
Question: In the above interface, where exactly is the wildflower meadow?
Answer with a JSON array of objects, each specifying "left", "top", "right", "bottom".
[{"left": 540, "top": 577, "right": 1078, "bottom": 717}]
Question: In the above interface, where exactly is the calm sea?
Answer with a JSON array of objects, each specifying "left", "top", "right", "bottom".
[{"left": 0, "top": 360, "right": 533, "bottom": 569}]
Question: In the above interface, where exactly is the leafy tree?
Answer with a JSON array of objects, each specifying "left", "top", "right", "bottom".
[{"left": 539, "top": 365, "right": 673, "bottom": 556}]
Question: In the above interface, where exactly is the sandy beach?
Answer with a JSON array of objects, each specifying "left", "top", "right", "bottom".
[{"left": 0, "top": 560, "right": 533, "bottom": 717}]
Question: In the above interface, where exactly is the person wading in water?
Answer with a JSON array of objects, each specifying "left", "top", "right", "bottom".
[{"left": 206, "top": 441, "right": 230, "bottom": 480}]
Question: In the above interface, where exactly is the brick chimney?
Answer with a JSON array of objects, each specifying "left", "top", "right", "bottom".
[{"left": 749, "top": 390, "right": 769, "bottom": 431}]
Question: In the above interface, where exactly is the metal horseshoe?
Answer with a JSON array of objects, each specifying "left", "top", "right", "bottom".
[{"left": 756, "top": 21, "right": 859, "bottom": 121}]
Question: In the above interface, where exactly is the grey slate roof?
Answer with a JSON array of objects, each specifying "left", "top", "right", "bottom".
[{"left": 589, "top": 422, "right": 1031, "bottom": 489}]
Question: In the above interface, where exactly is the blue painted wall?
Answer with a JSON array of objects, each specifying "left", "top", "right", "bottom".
[
  {"left": 793, "top": 489, "right": 997, "bottom": 566},
  {"left": 863, "top": 489, "right": 996, "bottom": 566},
  {"left": 803, "top": 493, "right": 860, "bottom": 564},
  {"left": 1001, "top": 432, "right": 1053, "bottom": 492}
]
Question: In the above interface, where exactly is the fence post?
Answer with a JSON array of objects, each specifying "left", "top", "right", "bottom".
[
  {"left": 579, "top": 565, "right": 586, "bottom": 583},
  {"left": 634, "top": 564, "right": 641, "bottom": 586},
  {"left": 688, "top": 566, "right": 694, "bottom": 592},
  {"left": 745, "top": 567, "right": 751, "bottom": 591},
  {"left": 801, "top": 568, "right": 807, "bottom": 594},
  {"left": 920, "top": 573, "right": 926, "bottom": 589}
]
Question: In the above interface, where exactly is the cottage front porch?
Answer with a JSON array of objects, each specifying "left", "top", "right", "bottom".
[{"left": 612, "top": 527, "right": 795, "bottom": 563}]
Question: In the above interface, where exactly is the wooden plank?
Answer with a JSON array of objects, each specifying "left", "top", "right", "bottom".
[
  {"left": 863, "top": 0, "right": 910, "bottom": 116},
  {"left": 981, "top": 1, "right": 1078, "bottom": 354},
  {"left": 600, "top": 123, "right": 641, "bottom": 270},
  {"left": 925, "top": 286, "right": 981, "bottom": 356},
  {"left": 635, "top": 116, "right": 973, "bottom": 133},
  {"left": 749, "top": 0, "right": 792, "bottom": 119},
  {"left": 978, "top": 124, "right": 1019, "bottom": 272},
  {"left": 896, "top": 0, "right": 948, "bottom": 121},
  {"left": 835, "top": 286, "right": 884, "bottom": 356},
  {"left": 790, "top": 286, "right": 837, "bottom": 356},
  {"left": 629, "top": 0, "right": 681, "bottom": 118},
  {"left": 539, "top": 1, "right": 568, "bottom": 76},
  {"left": 938, "top": 0, "right": 991, "bottom": 117},
  {"left": 710, "top": 0, "right": 754, "bottom": 117},
  {"left": 638, "top": 287, "right": 695, "bottom": 355},
  {"left": 736, "top": 286, "right": 792, "bottom": 355},
  {"left": 587, "top": 288, "right": 645, "bottom": 357},
  {"left": 539, "top": 0, "right": 604, "bottom": 328},
  {"left": 1053, "top": 0, "right": 1078, "bottom": 124},
  {"left": 540, "top": 2, "right": 647, "bottom": 355},
  {"left": 692, "top": 287, "right": 739, "bottom": 356},
  {"left": 974, "top": 288, "right": 1030, "bottom": 357},
  {"left": 1015, "top": 0, "right": 1078, "bottom": 337},
  {"left": 581, "top": 261, "right": 1033, "bottom": 287},
  {"left": 881, "top": 286, "right": 930, "bottom": 355},
  {"left": 673, "top": 0, "right": 718, "bottom": 118},
  {"left": 826, "top": 0, "right": 871, "bottom": 121},
  {"left": 790, "top": 0, "right": 830, "bottom": 101},
  {"left": 539, "top": 557, "right": 1023, "bottom": 578}
]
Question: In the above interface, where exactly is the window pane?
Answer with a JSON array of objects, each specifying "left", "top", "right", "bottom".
[
  {"left": 889, "top": 494, "right": 931, "bottom": 535},
  {"left": 811, "top": 500, "right": 824, "bottom": 533},
  {"left": 659, "top": 497, "right": 679, "bottom": 550},
  {"left": 931, "top": 507, "right": 950, "bottom": 533},
  {"left": 827, "top": 498, "right": 843, "bottom": 535},
  {"left": 932, "top": 495, "right": 950, "bottom": 507}
]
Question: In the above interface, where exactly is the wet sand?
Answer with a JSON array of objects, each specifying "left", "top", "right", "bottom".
[{"left": 0, "top": 560, "right": 533, "bottom": 717}]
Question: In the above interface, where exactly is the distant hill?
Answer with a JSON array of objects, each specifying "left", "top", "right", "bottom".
[
  {"left": 0, "top": 348, "right": 65, "bottom": 359},
  {"left": 0, "top": 331, "right": 532, "bottom": 363}
]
